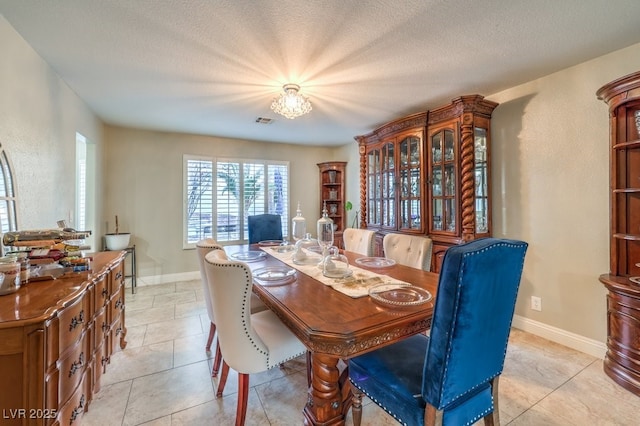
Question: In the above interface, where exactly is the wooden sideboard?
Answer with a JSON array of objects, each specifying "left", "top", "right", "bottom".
[
  {"left": 0, "top": 251, "right": 127, "bottom": 425},
  {"left": 597, "top": 71, "right": 640, "bottom": 396}
]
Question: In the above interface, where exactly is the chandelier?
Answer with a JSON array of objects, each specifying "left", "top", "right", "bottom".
[{"left": 270, "top": 84, "right": 312, "bottom": 119}]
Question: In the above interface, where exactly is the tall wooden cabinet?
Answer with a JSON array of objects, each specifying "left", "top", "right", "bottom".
[
  {"left": 355, "top": 95, "right": 497, "bottom": 272},
  {"left": 597, "top": 71, "right": 640, "bottom": 396},
  {"left": 318, "top": 162, "right": 347, "bottom": 247}
]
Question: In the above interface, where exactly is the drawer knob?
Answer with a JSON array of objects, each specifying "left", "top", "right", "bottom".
[
  {"left": 68, "top": 352, "right": 84, "bottom": 377},
  {"left": 69, "top": 310, "right": 85, "bottom": 331},
  {"left": 101, "top": 287, "right": 108, "bottom": 297},
  {"left": 101, "top": 321, "right": 108, "bottom": 332},
  {"left": 69, "top": 394, "right": 85, "bottom": 424}
]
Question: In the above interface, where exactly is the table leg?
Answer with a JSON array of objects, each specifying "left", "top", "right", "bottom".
[{"left": 304, "top": 353, "right": 352, "bottom": 426}]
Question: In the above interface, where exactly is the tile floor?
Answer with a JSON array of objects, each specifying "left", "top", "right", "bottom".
[{"left": 83, "top": 279, "right": 640, "bottom": 425}]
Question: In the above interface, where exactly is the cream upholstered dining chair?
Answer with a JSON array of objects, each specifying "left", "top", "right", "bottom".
[
  {"left": 383, "top": 233, "right": 433, "bottom": 271},
  {"left": 204, "top": 249, "right": 307, "bottom": 426},
  {"left": 195, "top": 239, "right": 266, "bottom": 381},
  {"left": 343, "top": 228, "right": 375, "bottom": 256}
]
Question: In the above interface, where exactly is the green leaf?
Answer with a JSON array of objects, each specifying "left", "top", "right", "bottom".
[{"left": 345, "top": 201, "right": 353, "bottom": 211}]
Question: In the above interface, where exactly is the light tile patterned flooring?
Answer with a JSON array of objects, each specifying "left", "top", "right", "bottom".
[{"left": 83, "top": 279, "right": 640, "bottom": 425}]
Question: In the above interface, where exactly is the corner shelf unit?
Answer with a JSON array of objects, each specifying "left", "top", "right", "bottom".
[
  {"left": 318, "top": 161, "right": 347, "bottom": 248},
  {"left": 597, "top": 70, "right": 640, "bottom": 397}
]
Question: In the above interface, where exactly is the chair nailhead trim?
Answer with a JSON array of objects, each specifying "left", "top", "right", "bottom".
[
  {"left": 438, "top": 242, "right": 526, "bottom": 408},
  {"left": 351, "top": 381, "right": 409, "bottom": 426}
]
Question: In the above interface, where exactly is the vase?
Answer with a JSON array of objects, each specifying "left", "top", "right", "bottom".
[{"left": 105, "top": 233, "right": 131, "bottom": 250}]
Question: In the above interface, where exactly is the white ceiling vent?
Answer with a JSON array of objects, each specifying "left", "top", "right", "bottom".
[{"left": 255, "top": 117, "right": 274, "bottom": 124}]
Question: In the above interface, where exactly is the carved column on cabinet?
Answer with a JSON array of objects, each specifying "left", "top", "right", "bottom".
[
  {"left": 358, "top": 143, "right": 367, "bottom": 229},
  {"left": 460, "top": 112, "right": 476, "bottom": 242}
]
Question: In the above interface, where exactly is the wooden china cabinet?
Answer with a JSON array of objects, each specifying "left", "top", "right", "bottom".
[
  {"left": 317, "top": 161, "right": 347, "bottom": 247},
  {"left": 355, "top": 95, "right": 497, "bottom": 272},
  {"left": 597, "top": 71, "right": 640, "bottom": 396}
]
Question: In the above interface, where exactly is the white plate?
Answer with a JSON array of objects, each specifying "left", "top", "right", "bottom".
[
  {"left": 231, "top": 251, "right": 266, "bottom": 262},
  {"left": 368, "top": 284, "right": 432, "bottom": 307},
  {"left": 630, "top": 276, "right": 640, "bottom": 285},
  {"left": 258, "top": 240, "right": 283, "bottom": 247},
  {"left": 355, "top": 257, "right": 396, "bottom": 268},
  {"left": 253, "top": 266, "right": 296, "bottom": 285}
]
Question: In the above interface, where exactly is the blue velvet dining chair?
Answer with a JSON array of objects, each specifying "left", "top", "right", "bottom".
[
  {"left": 247, "top": 213, "right": 283, "bottom": 244},
  {"left": 349, "top": 237, "right": 528, "bottom": 426}
]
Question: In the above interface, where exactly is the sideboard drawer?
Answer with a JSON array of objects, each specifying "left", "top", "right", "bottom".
[
  {"left": 56, "top": 372, "right": 87, "bottom": 426},
  {"left": 93, "top": 274, "right": 109, "bottom": 312},
  {"left": 109, "top": 261, "right": 124, "bottom": 294},
  {"left": 94, "top": 306, "right": 108, "bottom": 349},
  {"left": 109, "top": 316, "right": 124, "bottom": 357},
  {"left": 58, "top": 296, "right": 86, "bottom": 355},
  {"left": 108, "top": 285, "right": 124, "bottom": 326},
  {"left": 58, "top": 332, "right": 87, "bottom": 407}
]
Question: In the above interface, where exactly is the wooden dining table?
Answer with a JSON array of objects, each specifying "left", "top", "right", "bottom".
[{"left": 225, "top": 244, "right": 439, "bottom": 426}]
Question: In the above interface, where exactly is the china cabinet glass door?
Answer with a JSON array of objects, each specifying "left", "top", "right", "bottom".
[
  {"left": 398, "top": 135, "right": 421, "bottom": 230},
  {"left": 474, "top": 127, "right": 489, "bottom": 234},
  {"left": 430, "top": 128, "right": 457, "bottom": 233},
  {"left": 382, "top": 142, "right": 395, "bottom": 228},
  {"left": 367, "top": 149, "right": 381, "bottom": 226}
]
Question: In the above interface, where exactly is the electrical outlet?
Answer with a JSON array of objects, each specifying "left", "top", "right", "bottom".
[{"left": 531, "top": 296, "right": 542, "bottom": 311}]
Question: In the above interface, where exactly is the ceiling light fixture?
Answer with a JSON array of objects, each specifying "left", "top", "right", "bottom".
[{"left": 270, "top": 84, "right": 312, "bottom": 119}]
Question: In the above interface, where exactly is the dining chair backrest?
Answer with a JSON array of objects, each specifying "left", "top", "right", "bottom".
[
  {"left": 383, "top": 233, "right": 433, "bottom": 271},
  {"left": 196, "top": 238, "right": 224, "bottom": 323},
  {"left": 205, "top": 249, "right": 296, "bottom": 373},
  {"left": 342, "top": 228, "right": 375, "bottom": 257},
  {"left": 423, "top": 237, "right": 528, "bottom": 420},
  {"left": 247, "top": 214, "right": 283, "bottom": 244}
]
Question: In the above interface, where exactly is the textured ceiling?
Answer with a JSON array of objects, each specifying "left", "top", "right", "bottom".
[{"left": 3, "top": 0, "right": 640, "bottom": 146}]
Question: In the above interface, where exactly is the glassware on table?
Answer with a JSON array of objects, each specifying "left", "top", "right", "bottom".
[
  {"left": 317, "top": 201, "right": 334, "bottom": 264},
  {"left": 322, "top": 246, "right": 352, "bottom": 278},
  {"left": 292, "top": 233, "right": 323, "bottom": 265},
  {"left": 291, "top": 202, "right": 307, "bottom": 242}
]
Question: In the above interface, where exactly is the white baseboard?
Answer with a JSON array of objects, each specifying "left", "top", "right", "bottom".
[
  {"left": 512, "top": 314, "right": 607, "bottom": 359},
  {"left": 125, "top": 270, "right": 200, "bottom": 288}
]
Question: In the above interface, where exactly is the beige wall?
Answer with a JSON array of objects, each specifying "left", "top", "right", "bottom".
[
  {"left": 488, "top": 43, "right": 640, "bottom": 342},
  {"left": 0, "top": 16, "right": 104, "bottom": 248},
  {"left": 103, "top": 125, "right": 342, "bottom": 277}
]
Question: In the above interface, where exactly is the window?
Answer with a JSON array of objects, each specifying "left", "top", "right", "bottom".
[
  {"left": 76, "top": 133, "right": 87, "bottom": 231},
  {"left": 183, "top": 155, "right": 289, "bottom": 248},
  {"left": 75, "top": 133, "right": 96, "bottom": 249},
  {"left": 0, "top": 144, "right": 18, "bottom": 254}
]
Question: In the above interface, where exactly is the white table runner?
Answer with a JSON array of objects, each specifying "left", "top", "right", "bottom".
[{"left": 262, "top": 247, "right": 410, "bottom": 298}]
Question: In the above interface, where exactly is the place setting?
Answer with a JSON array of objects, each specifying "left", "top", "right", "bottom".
[
  {"left": 367, "top": 283, "right": 432, "bottom": 308},
  {"left": 230, "top": 250, "right": 267, "bottom": 262},
  {"left": 355, "top": 257, "right": 396, "bottom": 268},
  {"left": 252, "top": 265, "right": 297, "bottom": 286}
]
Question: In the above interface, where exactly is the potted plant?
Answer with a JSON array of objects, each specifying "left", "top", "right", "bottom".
[
  {"left": 345, "top": 201, "right": 360, "bottom": 229},
  {"left": 105, "top": 215, "right": 131, "bottom": 250}
]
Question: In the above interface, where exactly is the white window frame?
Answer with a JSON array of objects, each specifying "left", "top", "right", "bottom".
[
  {"left": 0, "top": 144, "right": 18, "bottom": 255},
  {"left": 183, "top": 155, "right": 290, "bottom": 249}
]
